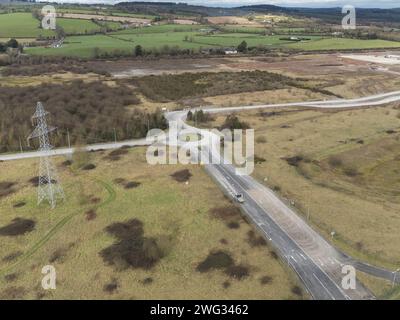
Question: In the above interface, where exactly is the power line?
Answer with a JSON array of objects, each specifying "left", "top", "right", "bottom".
[{"left": 27, "top": 102, "right": 65, "bottom": 209}]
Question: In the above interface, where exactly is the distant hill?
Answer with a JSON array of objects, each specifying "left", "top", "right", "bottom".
[{"left": 237, "top": 5, "right": 400, "bottom": 24}]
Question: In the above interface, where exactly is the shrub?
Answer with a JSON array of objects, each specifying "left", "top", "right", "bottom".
[
  {"left": 328, "top": 155, "right": 343, "bottom": 167},
  {"left": 256, "top": 136, "right": 267, "bottom": 144}
]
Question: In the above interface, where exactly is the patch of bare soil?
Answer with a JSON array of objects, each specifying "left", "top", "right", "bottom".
[
  {"left": 99, "top": 219, "right": 168, "bottom": 271},
  {"left": 0, "top": 218, "right": 35, "bottom": 236},
  {"left": 103, "top": 278, "right": 119, "bottom": 294},
  {"left": 170, "top": 169, "right": 192, "bottom": 182},
  {"left": 85, "top": 209, "right": 97, "bottom": 221}
]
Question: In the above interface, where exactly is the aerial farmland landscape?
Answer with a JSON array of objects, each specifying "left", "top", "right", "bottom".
[{"left": 0, "top": 0, "right": 399, "bottom": 307}]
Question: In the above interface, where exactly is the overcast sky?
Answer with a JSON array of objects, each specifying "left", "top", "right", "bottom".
[{"left": 36, "top": 0, "right": 400, "bottom": 9}]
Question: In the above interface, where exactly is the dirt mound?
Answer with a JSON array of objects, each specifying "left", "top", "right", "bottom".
[
  {"left": 196, "top": 250, "right": 234, "bottom": 273},
  {"left": 82, "top": 164, "right": 96, "bottom": 170},
  {"left": 110, "top": 148, "right": 129, "bottom": 156},
  {"left": 99, "top": 219, "right": 168, "bottom": 270},
  {"left": 171, "top": 169, "right": 192, "bottom": 182},
  {"left": 85, "top": 209, "right": 97, "bottom": 221},
  {"left": 0, "top": 181, "right": 16, "bottom": 198},
  {"left": 29, "top": 176, "right": 57, "bottom": 186},
  {"left": 0, "top": 218, "right": 35, "bottom": 236},
  {"left": 124, "top": 181, "right": 141, "bottom": 189},
  {"left": 62, "top": 160, "right": 73, "bottom": 166},
  {"left": 13, "top": 201, "right": 26, "bottom": 208},
  {"left": 291, "top": 285, "right": 303, "bottom": 296},
  {"left": 114, "top": 178, "right": 141, "bottom": 189},
  {"left": 285, "top": 156, "right": 303, "bottom": 167},
  {"left": 103, "top": 278, "right": 119, "bottom": 294},
  {"left": 105, "top": 148, "right": 129, "bottom": 161}
]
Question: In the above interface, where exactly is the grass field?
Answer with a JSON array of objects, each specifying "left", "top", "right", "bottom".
[
  {"left": 57, "top": 8, "right": 156, "bottom": 20},
  {"left": 56, "top": 18, "right": 122, "bottom": 35},
  {"left": 24, "top": 23, "right": 400, "bottom": 58},
  {"left": 57, "top": 18, "right": 101, "bottom": 34},
  {"left": 0, "top": 147, "right": 305, "bottom": 299},
  {"left": 0, "top": 13, "right": 54, "bottom": 38}
]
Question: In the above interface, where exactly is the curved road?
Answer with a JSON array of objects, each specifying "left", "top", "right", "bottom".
[{"left": 2, "top": 91, "right": 400, "bottom": 299}]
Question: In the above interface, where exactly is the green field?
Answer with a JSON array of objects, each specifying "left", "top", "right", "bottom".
[
  {"left": 26, "top": 24, "right": 400, "bottom": 59},
  {"left": 57, "top": 8, "right": 156, "bottom": 20},
  {"left": 57, "top": 18, "right": 101, "bottom": 34},
  {"left": 1, "top": 11, "right": 398, "bottom": 57},
  {"left": 0, "top": 12, "right": 54, "bottom": 38},
  {"left": 57, "top": 18, "right": 122, "bottom": 35},
  {"left": 113, "top": 24, "right": 207, "bottom": 34}
]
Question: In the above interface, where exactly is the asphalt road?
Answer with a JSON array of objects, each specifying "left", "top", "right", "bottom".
[
  {"left": 166, "top": 91, "right": 400, "bottom": 299},
  {"left": 206, "top": 163, "right": 372, "bottom": 300}
]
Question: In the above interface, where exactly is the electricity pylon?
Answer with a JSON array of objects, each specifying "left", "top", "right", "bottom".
[{"left": 28, "top": 102, "right": 64, "bottom": 209}]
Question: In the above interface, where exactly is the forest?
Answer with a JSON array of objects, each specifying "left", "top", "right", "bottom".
[{"left": 0, "top": 80, "right": 167, "bottom": 153}]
